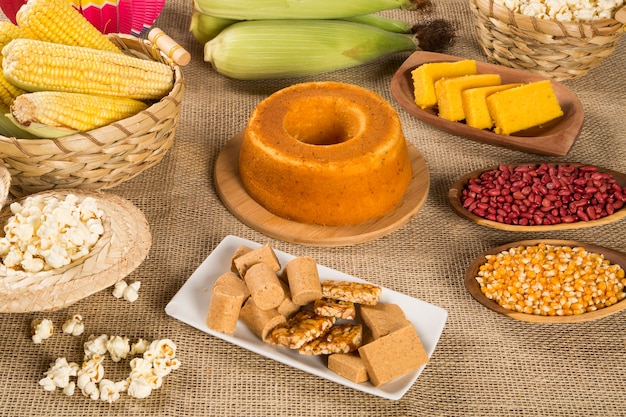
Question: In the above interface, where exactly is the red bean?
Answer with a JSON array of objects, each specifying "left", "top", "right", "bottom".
[
  {"left": 473, "top": 208, "right": 486, "bottom": 217},
  {"left": 607, "top": 204, "right": 615, "bottom": 215},
  {"left": 460, "top": 164, "right": 624, "bottom": 225},
  {"left": 586, "top": 206, "right": 597, "bottom": 220},
  {"left": 462, "top": 197, "right": 475, "bottom": 208}
]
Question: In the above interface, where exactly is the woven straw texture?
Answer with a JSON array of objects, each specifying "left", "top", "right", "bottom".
[
  {"left": 0, "top": 0, "right": 624, "bottom": 416},
  {"left": 0, "top": 189, "right": 151, "bottom": 313},
  {"left": 470, "top": 0, "right": 625, "bottom": 80},
  {"left": 0, "top": 34, "right": 185, "bottom": 197}
]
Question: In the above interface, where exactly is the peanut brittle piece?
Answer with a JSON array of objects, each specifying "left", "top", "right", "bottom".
[
  {"left": 321, "top": 280, "right": 382, "bottom": 306},
  {"left": 313, "top": 298, "right": 356, "bottom": 320},
  {"left": 268, "top": 310, "right": 335, "bottom": 349},
  {"left": 298, "top": 324, "right": 363, "bottom": 356}
]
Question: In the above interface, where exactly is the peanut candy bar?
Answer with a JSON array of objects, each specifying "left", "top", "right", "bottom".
[
  {"left": 321, "top": 280, "right": 382, "bottom": 306},
  {"left": 298, "top": 324, "right": 363, "bottom": 356},
  {"left": 268, "top": 310, "right": 335, "bottom": 349},
  {"left": 313, "top": 298, "right": 356, "bottom": 320}
]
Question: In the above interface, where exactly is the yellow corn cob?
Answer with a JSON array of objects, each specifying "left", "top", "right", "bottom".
[
  {"left": 16, "top": 0, "right": 121, "bottom": 53},
  {"left": 3, "top": 38, "right": 174, "bottom": 100},
  {"left": 9, "top": 91, "right": 149, "bottom": 138},
  {"left": 0, "top": 21, "right": 24, "bottom": 49},
  {"left": 0, "top": 22, "right": 26, "bottom": 112}
]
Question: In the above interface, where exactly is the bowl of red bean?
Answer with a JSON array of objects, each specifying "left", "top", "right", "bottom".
[
  {"left": 449, "top": 163, "right": 626, "bottom": 231},
  {"left": 465, "top": 239, "right": 626, "bottom": 323}
]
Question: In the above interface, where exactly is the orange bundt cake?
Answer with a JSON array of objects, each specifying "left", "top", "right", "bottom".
[{"left": 238, "top": 81, "right": 413, "bottom": 227}]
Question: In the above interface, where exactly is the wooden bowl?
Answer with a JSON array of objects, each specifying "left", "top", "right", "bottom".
[
  {"left": 448, "top": 162, "right": 626, "bottom": 232},
  {"left": 390, "top": 51, "right": 584, "bottom": 157},
  {"left": 465, "top": 239, "right": 626, "bottom": 323}
]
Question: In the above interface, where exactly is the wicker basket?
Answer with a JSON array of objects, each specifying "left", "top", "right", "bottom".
[
  {"left": 0, "top": 33, "right": 185, "bottom": 197},
  {"left": 469, "top": 0, "right": 626, "bottom": 80},
  {"left": 0, "top": 188, "right": 152, "bottom": 312}
]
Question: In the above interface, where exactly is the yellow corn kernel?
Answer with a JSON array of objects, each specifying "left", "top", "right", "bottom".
[
  {"left": 475, "top": 244, "right": 626, "bottom": 317},
  {"left": 0, "top": 22, "right": 24, "bottom": 49},
  {"left": 10, "top": 91, "right": 148, "bottom": 137},
  {"left": 0, "top": 22, "right": 27, "bottom": 112},
  {"left": 3, "top": 38, "right": 174, "bottom": 100},
  {"left": 15, "top": 0, "right": 121, "bottom": 53}
]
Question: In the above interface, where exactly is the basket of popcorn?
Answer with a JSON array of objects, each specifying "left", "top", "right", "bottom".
[
  {"left": 469, "top": 0, "right": 626, "bottom": 80},
  {"left": 0, "top": 166, "right": 152, "bottom": 312},
  {"left": 0, "top": 0, "right": 187, "bottom": 197}
]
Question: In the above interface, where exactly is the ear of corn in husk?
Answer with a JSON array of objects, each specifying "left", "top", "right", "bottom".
[
  {"left": 190, "top": 10, "right": 238, "bottom": 44},
  {"left": 189, "top": 9, "right": 414, "bottom": 44},
  {"left": 2, "top": 38, "right": 174, "bottom": 100},
  {"left": 204, "top": 19, "right": 454, "bottom": 80},
  {"left": 9, "top": 91, "right": 149, "bottom": 138},
  {"left": 16, "top": 0, "right": 121, "bottom": 53},
  {"left": 194, "top": 0, "right": 432, "bottom": 20},
  {"left": 342, "top": 14, "right": 413, "bottom": 33}
]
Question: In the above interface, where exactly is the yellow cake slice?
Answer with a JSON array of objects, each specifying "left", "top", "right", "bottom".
[
  {"left": 486, "top": 80, "right": 564, "bottom": 135},
  {"left": 462, "top": 83, "right": 522, "bottom": 130},
  {"left": 435, "top": 74, "right": 502, "bottom": 122},
  {"left": 411, "top": 60, "right": 477, "bottom": 109}
]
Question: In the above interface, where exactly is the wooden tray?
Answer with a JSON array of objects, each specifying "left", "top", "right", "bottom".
[
  {"left": 0, "top": 190, "right": 151, "bottom": 312},
  {"left": 214, "top": 132, "right": 430, "bottom": 246},
  {"left": 448, "top": 162, "right": 626, "bottom": 232},
  {"left": 390, "top": 51, "right": 584, "bottom": 157},
  {"left": 465, "top": 239, "right": 626, "bottom": 323}
]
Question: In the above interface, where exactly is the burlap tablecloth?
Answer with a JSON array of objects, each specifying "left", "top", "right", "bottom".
[{"left": 1, "top": 1, "right": 624, "bottom": 416}]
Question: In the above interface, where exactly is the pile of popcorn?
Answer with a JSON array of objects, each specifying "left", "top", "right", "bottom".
[
  {"left": 0, "top": 194, "right": 104, "bottom": 272},
  {"left": 38, "top": 335, "right": 181, "bottom": 402},
  {"left": 494, "top": 0, "right": 624, "bottom": 22}
]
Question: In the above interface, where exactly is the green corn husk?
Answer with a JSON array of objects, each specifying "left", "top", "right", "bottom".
[
  {"left": 342, "top": 14, "right": 412, "bottom": 33},
  {"left": 204, "top": 19, "right": 454, "bottom": 80},
  {"left": 194, "top": 0, "right": 431, "bottom": 20},
  {"left": 190, "top": 10, "right": 238, "bottom": 44},
  {"left": 0, "top": 112, "right": 37, "bottom": 138}
]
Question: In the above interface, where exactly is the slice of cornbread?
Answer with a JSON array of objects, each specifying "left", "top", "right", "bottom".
[
  {"left": 462, "top": 83, "right": 522, "bottom": 130},
  {"left": 487, "top": 80, "right": 564, "bottom": 135},
  {"left": 435, "top": 74, "right": 502, "bottom": 122},
  {"left": 411, "top": 60, "right": 477, "bottom": 109}
]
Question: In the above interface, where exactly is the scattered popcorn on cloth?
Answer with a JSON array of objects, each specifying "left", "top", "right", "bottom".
[
  {"left": 62, "top": 315, "right": 85, "bottom": 336},
  {"left": 31, "top": 318, "right": 54, "bottom": 344},
  {"left": 39, "top": 335, "right": 181, "bottom": 402},
  {"left": 112, "top": 280, "right": 141, "bottom": 302},
  {"left": 494, "top": 0, "right": 624, "bottom": 21}
]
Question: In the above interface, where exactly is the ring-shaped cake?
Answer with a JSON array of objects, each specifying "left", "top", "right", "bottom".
[{"left": 239, "top": 82, "right": 413, "bottom": 226}]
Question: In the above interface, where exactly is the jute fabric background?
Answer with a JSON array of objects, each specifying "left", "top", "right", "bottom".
[{"left": 0, "top": 0, "right": 624, "bottom": 416}]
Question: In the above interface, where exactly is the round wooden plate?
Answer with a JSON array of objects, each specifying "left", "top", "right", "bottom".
[
  {"left": 390, "top": 51, "right": 584, "bottom": 157},
  {"left": 448, "top": 162, "right": 626, "bottom": 232},
  {"left": 465, "top": 239, "right": 626, "bottom": 323},
  {"left": 214, "top": 132, "right": 430, "bottom": 246},
  {"left": 0, "top": 190, "right": 151, "bottom": 312}
]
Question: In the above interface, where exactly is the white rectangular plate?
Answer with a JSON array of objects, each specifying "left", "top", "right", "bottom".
[{"left": 165, "top": 235, "right": 448, "bottom": 400}]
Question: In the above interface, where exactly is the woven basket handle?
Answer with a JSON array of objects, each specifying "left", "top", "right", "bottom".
[
  {"left": 614, "top": 6, "right": 626, "bottom": 24},
  {"left": 148, "top": 28, "right": 191, "bottom": 66}
]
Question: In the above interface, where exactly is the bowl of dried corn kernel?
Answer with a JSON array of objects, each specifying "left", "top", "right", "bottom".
[
  {"left": 465, "top": 239, "right": 626, "bottom": 323},
  {"left": 469, "top": 0, "right": 626, "bottom": 80}
]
